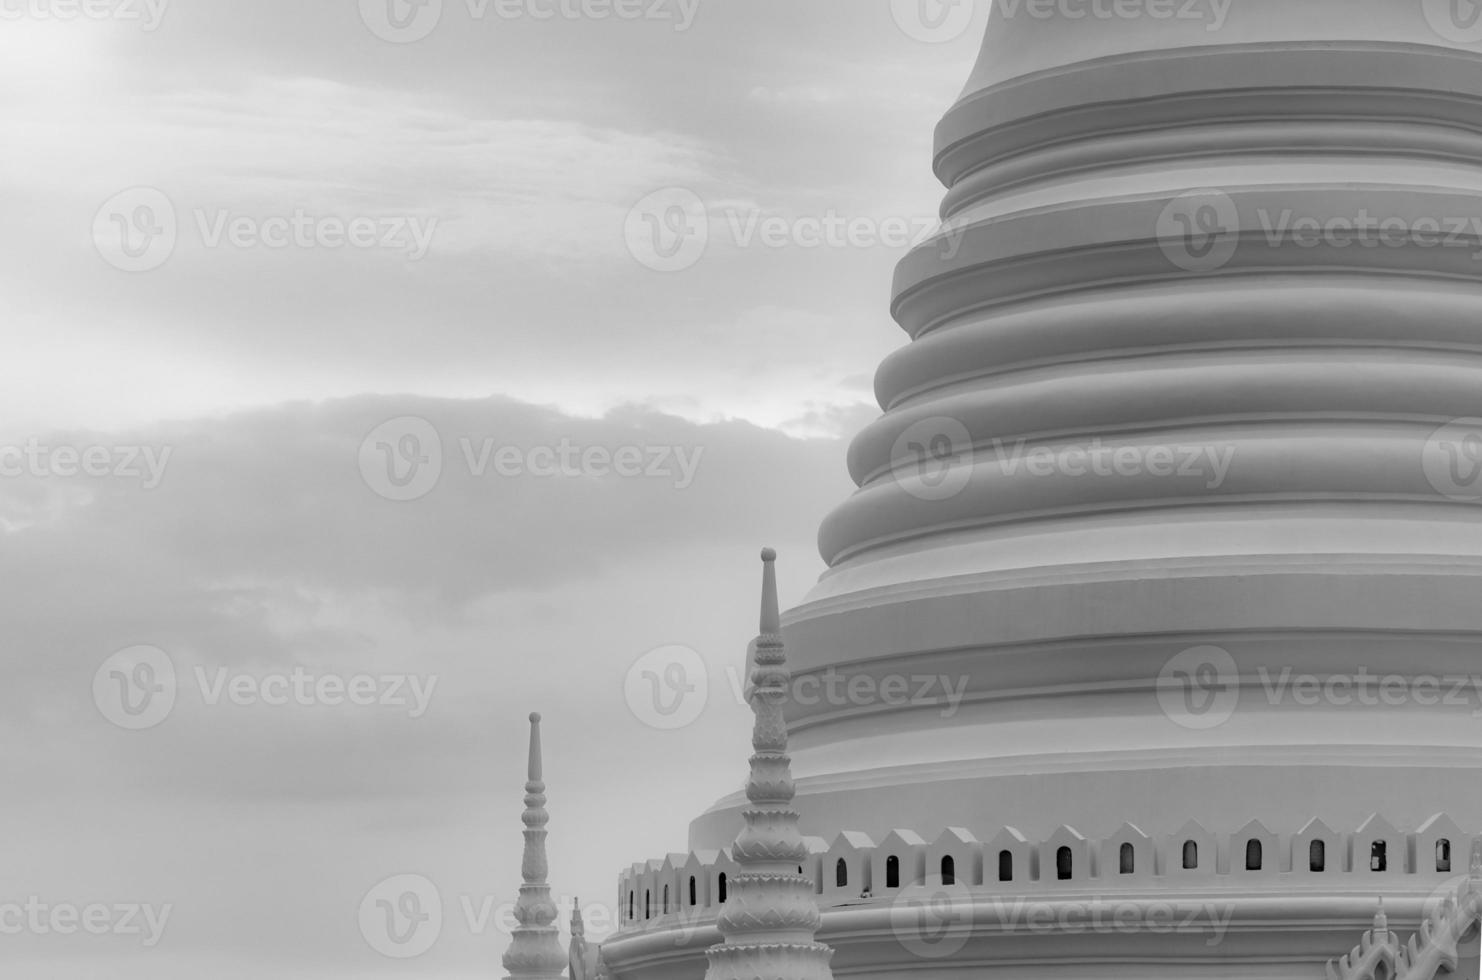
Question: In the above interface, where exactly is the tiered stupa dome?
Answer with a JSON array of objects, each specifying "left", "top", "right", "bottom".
[{"left": 689, "top": 0, "right": 1482, "bottom": 857}]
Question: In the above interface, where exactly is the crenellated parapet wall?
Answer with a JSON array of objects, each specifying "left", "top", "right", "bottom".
[{"left": 614, "top": 814, "right": 1472, "bottom": 932}]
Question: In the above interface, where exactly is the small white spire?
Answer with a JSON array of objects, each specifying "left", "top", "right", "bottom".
[
  {"left": 704, "top": 549, "right": 834, "bottom": 980},
  {"left": 502, "top": 713, "right": 566, "bottom": 980}
]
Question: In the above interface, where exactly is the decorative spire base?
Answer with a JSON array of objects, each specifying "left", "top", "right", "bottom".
[{"left": 704, "top": 550, "right": 835, "bottom": 980}]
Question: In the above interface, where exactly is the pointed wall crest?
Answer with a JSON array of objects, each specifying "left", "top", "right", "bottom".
[
  {"left": 1326, "top": 900, "right": 1401, "bottom": 980},
  {"left": 1099, "top": 822, "right": 1152, "bottom": 881},
  {"left": 1294, "top": 817, "right": 1342, "bottom": 874}
]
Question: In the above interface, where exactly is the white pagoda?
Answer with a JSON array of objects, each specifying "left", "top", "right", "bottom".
[{"left": 524, "top": 1, "right": 1482, "bottom": 977}]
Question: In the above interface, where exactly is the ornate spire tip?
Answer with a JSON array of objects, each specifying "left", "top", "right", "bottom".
[{"left": 759, "top": 548, "right": 780, "bottom": 635}]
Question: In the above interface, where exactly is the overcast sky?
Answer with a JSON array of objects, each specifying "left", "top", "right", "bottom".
[{"left": 1, "top": 1, "right": 986, "bottom": 975}]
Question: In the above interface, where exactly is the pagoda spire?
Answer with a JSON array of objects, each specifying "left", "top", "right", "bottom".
[
  {"left": 502, "top": 712, "right": 567, "bottom": 980},
  {"left": 704, "top": 549, "right": 834, "bottom": 980}
]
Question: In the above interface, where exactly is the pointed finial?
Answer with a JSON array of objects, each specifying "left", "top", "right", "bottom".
[
  {"left": 1374, "top": 897, "right": 1388, "bottom": 939},
  {"left": 760, "top": 548, "right": 779, "bottom": 635},
  {"left": 527, "top": 712, "right": 543, "bottom": 782},
  {"left": 571, "top": 898, "right": 585, "bottom": 937}
]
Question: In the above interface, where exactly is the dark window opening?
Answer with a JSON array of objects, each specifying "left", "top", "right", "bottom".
[
  {"left": 644, "top": 889, "right": 651, "bottom": 919},
  {"left": 717, "top": 873, "right": 727, "bottom": 903},
  {"left": 1245, "top": 839, "right": 1262, "bottom": 871},
  {"left": 1182, "top": 840, "right": 1198, "bottom": 870},
  {"left": 688, "top": 876, "right": 697, "bottom": 907},
  {"left": 1438, "top": 839, "right": 1452, "bottom": 873},
  {"left": 997, "top": 850, "right": 1013, "bottom": 882},
  {"left": 662, "top": 885, "right": 669, "bottom": 914},
  {"left": 1371, "top": 841, "right": 1387, "bottom": 872},
  {"left": 628, "top": 891, "right": 634, "bottom": 921},
  {"left": 1310, "top": 840, "right": 1325, "bottom": 872},
  {"left": 886, "top": 855, "right": 900, "bottom": 889},
  {"left": 835, "top": 858, "right": 848, "bottom": 888},
  {"left": 941, "top": 855, "right": 956, "bottom": 885},
  {"left": 1119, "top": 842, "right": 1134, "bottom": 874},
  {"left": 1056, "top": 846, "right": 1072, "bottom": 880}
]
